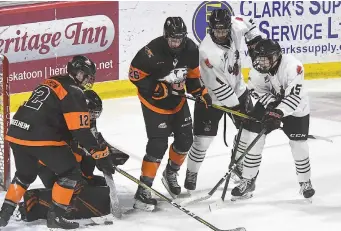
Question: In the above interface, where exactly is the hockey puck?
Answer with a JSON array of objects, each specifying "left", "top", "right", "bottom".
[{"left": 104, "top": 220, "right": 114, "bottom": 225}]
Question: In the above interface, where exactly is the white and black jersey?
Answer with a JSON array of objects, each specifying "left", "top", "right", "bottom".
[
  {"left": 248, "top": 54, "right": 310, "bottom": 117},
  {"left": 199, "top": 16, "right": 261, "bottom": 108}
]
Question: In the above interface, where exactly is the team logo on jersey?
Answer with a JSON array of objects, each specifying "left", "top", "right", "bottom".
[
  {"left": 145, "top": 46, "right": 154, "bottom": 58},
  {"left": 192, "top": 1, "right": 234, "bottom": 43}
]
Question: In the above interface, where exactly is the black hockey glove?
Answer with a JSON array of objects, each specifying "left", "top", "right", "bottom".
[
  {"left": 262, "top": 108, "right": 283, "bottom": 131},
  {"left": 90, "top": 145, "right": 115, "bottom": 174},
  {"left": 191, "top": 87, "right": 212, "bottom": 109},
  {"left": 152, "top": 82, "right": 172, "bottom": 100}
]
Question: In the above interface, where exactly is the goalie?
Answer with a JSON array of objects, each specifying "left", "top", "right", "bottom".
[{"left": 17, "top": 89, "right": 129, "bottom": 223}]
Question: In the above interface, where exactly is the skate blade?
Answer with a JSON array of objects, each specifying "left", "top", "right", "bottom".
[
  {"left": 305, "top": 197, "right": 313, "bottom": 203},
  {"left": 186, "top": 189, "right": 194, "bottom": 195},
  {"left": 161, "top": 177, "right": 178, "bottom": 199},
  {"left": 133, "top": 200, "right": 156, "bottom": 212},
  {"left": 231, "top": 192, "right": 253, "bottom": 202}
]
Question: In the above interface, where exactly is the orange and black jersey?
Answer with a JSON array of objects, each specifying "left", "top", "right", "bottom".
[
  {"left": 129, "top": 36, "right": 203, "bottom": 114},
  {"left": 6, "top": 75, "right": 99, "bottom": 151}
]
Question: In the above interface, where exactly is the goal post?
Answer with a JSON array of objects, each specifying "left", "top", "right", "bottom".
[{"left": 0, "top": 55, "right": 10, "bottom": 190}]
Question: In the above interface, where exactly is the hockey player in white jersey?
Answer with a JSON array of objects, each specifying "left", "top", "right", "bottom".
[
  {"left": 231, "top": 38, "right": 315, "bottom": 200},
  {"left": 184, "top": 9, "right": 264, "bottom": 191}
]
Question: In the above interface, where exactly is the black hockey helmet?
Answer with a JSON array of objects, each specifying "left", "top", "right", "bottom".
[
  {"left": 252, "top": 39, "right": 282, "bottom": 74},
  {"left": 163, "top": 17, "right": 188, "bottom": 54},
  {"left": 208, "top": 9, "right": 232, "bottom": 48},
  {"left": 84, "top": 90, "right": 102, "bottom": 120},
  {"left": 67, "top": 55, "right": 96, "bottom": 90}
]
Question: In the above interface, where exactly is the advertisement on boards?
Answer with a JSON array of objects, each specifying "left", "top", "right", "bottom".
[
  {"left": 191, "top": 1, "right": 341, "bottom": 67},
  {"left": 0, "top": 1, "right": 119, "bottom": 94}
]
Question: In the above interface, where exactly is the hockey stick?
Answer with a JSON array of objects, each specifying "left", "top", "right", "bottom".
[
  {"left": 113, "top": 165, "right": 246, "bottom": 231},
  {"left": 221, "top": 127, "right": 266, "bottom": 201},
  {"left": 306, "top": 134, "right": 333, "bottom": 143},
  {"left": 81, "top": 147, "right": 123, "bottom": 219},
  {"left": 172, "top": 91, "right": 258, "bottom": 121},
  {"left": 221, "top": 123, "right": 244, "bottom": 201},
  {"left": 174, "top": 91, "right": 332, "bottom": 143},
  {"left": 180, "top": 128, "right": 267, "bottom": 206},
  {"left": 103, "top": 170, "right": 123, "bottom": 219}
]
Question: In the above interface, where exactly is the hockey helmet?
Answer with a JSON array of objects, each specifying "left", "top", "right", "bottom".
[
  {"left": 208, "top": 9, "right": 232, "bottom": 48},
  {"left": 67, "top": 55, "right": 96, "bottom": 90},
  {"left": 163, "top": 17, "right": 188, "bottom": 54},
  {"left": 84, "top": 90, "right": 102, "bottom": 120},
  {"left": 252, "top": 39, "right": 282, "bottom": 74}
]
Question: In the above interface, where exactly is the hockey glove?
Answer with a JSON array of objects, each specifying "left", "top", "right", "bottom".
[
  {"left": 91, "top": 146, "right": 115, "bottom": 174},
  {"left": 262, "top": 108, "right": 283, "bottom": 132},
  {"left": 152, "top": 82, "right": 172, "bottom": 100},
  {"left": 191, "top": 87, "right": 212, "bottom": 109}
]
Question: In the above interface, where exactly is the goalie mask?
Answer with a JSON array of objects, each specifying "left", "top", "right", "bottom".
[
  {"left": 252, "top": 39, "right": 282, "bottom": 74},
  {"left": 84, "top": 90, "right": 102, "bottom": 120},
  {"left": 163, "top": 17, "right": 188, "bottom": 54},
  {"left": 208, "top": 9, "right": 232, "bottom": 49},
  {"left": 67, "top": 55, "right": 96, "bottom": 90}
]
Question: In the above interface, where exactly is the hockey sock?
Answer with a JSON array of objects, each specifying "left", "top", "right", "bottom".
[
  {"left": 187, "top": 136, "right": 214, "bottom": 173},
  {"left": 4, "top": 175, "right": 29, "bottom": 206},
  {"left": 289, "top": 140, "right": 311, "bottom": 182},
  {"left": 240, "top": 130, "right": 266, "bottom": 179},
  {"left": 141, "top": 155, "right": 161, "bottom": 184},
  {"left": 168, "top": 144, "right": 187, "bottom": 171}
]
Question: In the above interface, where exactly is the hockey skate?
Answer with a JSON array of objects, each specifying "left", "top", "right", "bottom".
[
  {"left": 133, "top": 185, "right": 157, "bottom": 211},
  {"left": 161, "top": 167, "right": 181, "bottom": 199},
  {"left": 299, "top": 179, "right": 315, "bottom": 202},
  {"left": 0, "top": 202, "right": 16, "bottom": 227},
  {"left": 231, "top": 176, "right": 256, "bottom": 201},
  {"left": 47, "top": 204, "right": 79, "bottom": 229},
  {"left": 184, "top": 169, "right": 198, "bottom": 193}
]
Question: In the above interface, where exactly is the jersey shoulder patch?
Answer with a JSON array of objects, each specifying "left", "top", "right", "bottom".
[
  {"left": 204, "top": 58, "right": 213, "bottom": 68},
  {"left": 144, "top": 46, "right": 154, "bottom": 58},
  {"left": 296, "top": 65, "right": 303, "bottom": 74}
]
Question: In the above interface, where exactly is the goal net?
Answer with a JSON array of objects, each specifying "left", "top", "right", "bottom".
[{"left": 0, "top": 55, "right": 10, "bottom": 190}]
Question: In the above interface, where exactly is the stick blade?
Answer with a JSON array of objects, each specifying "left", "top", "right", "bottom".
[
  {"left": 220, "top": 228, "right": 246, "bottom": 231},
  {"left": 104, "top": 172, "right": 122, "bottom": 219},
  {"left": 179, "top": 194, "right": 211, "bottom": 206}
]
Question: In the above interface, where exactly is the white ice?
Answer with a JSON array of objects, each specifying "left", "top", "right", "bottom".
[{"left": 2, "top": 78, "right": 341, "bottom": 231}]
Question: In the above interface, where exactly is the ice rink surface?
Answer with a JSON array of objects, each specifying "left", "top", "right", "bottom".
[{"left": 2, "top": 78, "right": 341, "bottom": 231}]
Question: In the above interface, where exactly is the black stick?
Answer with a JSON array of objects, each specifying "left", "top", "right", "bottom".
[
  {"left": 175, "top": 91, "right": 331, "bottom": 143},
  {"left": 221, "top": 123, "right": 244, "bottom": 201},
  {"left": 113, "top": 165, "right": 246, "bottom": 231}
]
